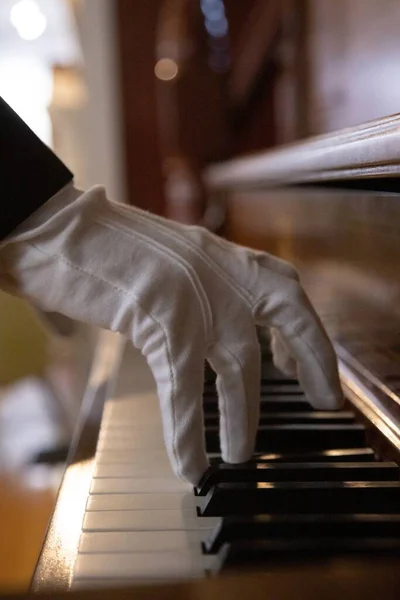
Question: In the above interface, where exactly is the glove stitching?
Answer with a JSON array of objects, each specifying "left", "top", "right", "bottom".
[
  {"left": 289, "top": 323, "right": 336, "bottom": 402},
  {"left": 105, "top": 202, "right": 255, "bottom": 307},
  {"left": 253, "top": 295, "right": 335, "bottom": 401},
  {"left": 213, "top": 342, "right": 249, "bottom": 461},
  {"left": 143, "top": 220, "right": 255, "bottom": 305},
  {"left": 96, "top": 215, "right": 212, "bottom": 341},
  {"left": 22, "top": 241, "right": 184, "bottom": 478}
]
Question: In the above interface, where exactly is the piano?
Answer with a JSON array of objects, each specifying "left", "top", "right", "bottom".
[{"left": 30, "top": 112, "right": 400, "bottom": 597}]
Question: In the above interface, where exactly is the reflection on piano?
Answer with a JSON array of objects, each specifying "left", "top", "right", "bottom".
[{"left": 32, "top": 115, "right": 400, "bottom": 595}]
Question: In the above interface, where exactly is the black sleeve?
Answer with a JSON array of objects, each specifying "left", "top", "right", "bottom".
[{"left": 0, "top": 96, "right": 73, "bottom": 240}]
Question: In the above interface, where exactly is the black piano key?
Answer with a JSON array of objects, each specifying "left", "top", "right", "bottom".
[
  {"left": 204, "top": 514, "right": 400, "bottom": 553},
  {"left": 261, "top": 363, "right": 297, "bottom": 381},
  {"left": 204, "top": 383, "right": 304, "bottom": 398},
  {"left": 219, "top": 537, "right": 400, "bottom": 570},
  {"left": 198, "top": 481, "right": 400, "bottom": 516},
  {"left": 196, "top": 461, "right": 399, "bottom": 496},
  {"left": 204, "top": 411, "right": 355, "bottom": 427},
  {"left": 203, "top": 396, "right": 312, "bottom": 414},
  {"left": 204, "top": 363, "right": 216, "bottom": 384},
  {"left": 208, "top": 447, "right": 377, "bottom": 464},
  {"left": 205, "top": 424, "right": 366, "bottom": 453},
  {"left": 260, "top": 383, "right": 303, "bottom": 394}
]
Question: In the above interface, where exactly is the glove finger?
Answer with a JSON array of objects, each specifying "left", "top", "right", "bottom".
[
  {"left": 270, "top": 327, "right": 297, "bottom": 378},
  {"left": 253, "top": 273, "right": 344, "bottom": 410},
  {"left": 253, "top": 252, "right": 300, "bottom": 282},
  {"left": 253, "top": 250, "right": 299, "bottom": 369},
  {"left": 207, "top": 331, "right": 260, "bottom": 464},
  {"left": 143, "top": 331, "right": 208, "bottom": 485}
]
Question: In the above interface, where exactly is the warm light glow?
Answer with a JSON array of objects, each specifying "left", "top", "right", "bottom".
[
  {"left": 154, "top": 58, "right": 179, "bottom": 81},
  {"left": 10, "top": 0, "right": 47, "bottom": 41},
  {"left": 52, "top": 460, "right": 94, "bottom": 586},
  {"left": 0, "top": 56, "right": 52, "bottom": 144},
  {"left": 52, "top": 67, "right": 87, "bottom": 109}
]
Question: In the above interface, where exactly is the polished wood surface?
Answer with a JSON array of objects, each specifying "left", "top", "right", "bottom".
[
  {"left": 307, "top": 0, "right": 400, "bottom": 134},
  {"left": 6, "top": 558, "right": 400, "bottom": 599},
  {"left": 205, "top": 111, "right": 400, "bottom": 188},
  {"left": 0, "top": 472, "right": 56, "bottom": 592},
  {"left": 228, "top": 0, "right": 282, "bottom": 113},
  {"left": 116, "top": 0, "right": 165, "bottom": 214},
  {"left": 224, "top": 186, "right": 400, "bottom": 344}
]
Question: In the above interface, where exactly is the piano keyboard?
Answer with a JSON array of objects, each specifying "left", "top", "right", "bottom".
[{"left": 63, "top": 331, "right": 400, "bottom": 590}]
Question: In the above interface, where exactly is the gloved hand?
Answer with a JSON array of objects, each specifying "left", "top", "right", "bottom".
[{"left": 0, "top": 183, "right": 343, "bottom": 484}]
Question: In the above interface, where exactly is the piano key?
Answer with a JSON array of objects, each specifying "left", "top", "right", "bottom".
[
  {"left": 67, "top": 337, "right": 399, "bottom": 588},
  {"left": 204, "top": 411, "right": 356, "bottom": 427},
  {"left": 93, "top": 463, "right": 176, "bottom": 478},
  {"left": 72, "top": 579, "right": 122, "bottom": 590},
  {"left": 102, "top": 400, "right": 160, "bottom": 415},
  {"left": 204, "top": 514, "right": 400, "bottom": 553},
  {"left": 260, "top": 383, "right": 303, "bottom": 394},
  {"left": 260, "top": 363, "right": 296, "bottom": 380},
  {"left": 209, "top": 447, "right": 377, "bottom": 465},
  {"left": 196, "top": 462, "right": 399, "bottom": 496},
  {"left": 219, "top": 538, "right": 400, "bottom": 570},
  {"left": 95, "top": 450, "right": 171, "bottom": 465},
  {"left": 74, "top": 551, "right": 210, "bottom": 581},
  {"left": 90, "top": 477, "right": 191, "bottom": 494},
  {"left": 203, "top": 397, "right": 313, "bottom": 413},
  {"left": 253, "top": 447, "right": 376, "bottom": 461},
  {"left": 96, "top": 437, "right": 166, "bottom": 451},
  {"left": 199, "top": 481, "right": 400, "bottom": 516},
  {"left": 86, "top": 492, "right": 196, "bottom": 511},
  {"left": 204, "top": 363, "right": 216, "bottom": 384},
  {"left": 204, "top": 382, "right": 303, "bottom": 396},
  {"left": 100, "top": 417, "right": 163, "bottom": 429},
  {"left": 205, "top": 424, "right": 367, "bottom": 453},
  {"left": 98, "top": 429, "right": 164, "bottom": 443},
  {"left": 83, "top": 509, "right": 219, "bottom": 532},
  {"left": 79, "top": 530, "right": 203, "bottom": 554}
]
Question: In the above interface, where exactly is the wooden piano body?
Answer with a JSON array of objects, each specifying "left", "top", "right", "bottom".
[{"left": 29, "top": 113, "right": 400, "bottom": 597}]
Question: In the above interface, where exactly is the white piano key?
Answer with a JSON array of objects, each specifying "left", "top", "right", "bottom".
[
  {"left": 79, "top": 530, "right": 203, "bottom": 554},
  {"left": 86, "top": 492, "right": 197, "bottom": 511},
  {"left": 96, "top": 438, "right": 166, "bottom": 451},
  {"left": 103, "top": 401, "right": 160, "bottom": 418},
  {"left": 95, "top": 450, "right": 171, "bottom": 465},
  {"left": 101, "top": 414, "right": 160, "bottom": 425},
  {"left": 71, "top": 345, "right": 219, "bottom": 586},
  {"left": 83, "top": 509, "right": 219, "bottom": 532},
  {"left": 93, "top": 463, "right": 175, "bottom": 478},
  {"left": 98, "top": 430, "right": 164, "bottom": 443},
  {"left": 72, "top": 579, "right": 126, "bottom": 590},
  {"left": 90, "top": 477, "right": 191, "bottom": 494},
  {"left": 103, "top": 401, "right": 160, "bottom": 413},
  {"left": 99, "top": 423, "right": 163, "bottom": 434},
  {"left": 102, "top": 411, "right": 160, "bottom": 423},
  {"left": 74, "top": 551, "right": 206, "bottom": 580},
  {"left": 98, "top": 424, "right": 163, "bottom": 438}
]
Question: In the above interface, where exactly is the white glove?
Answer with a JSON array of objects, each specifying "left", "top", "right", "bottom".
[{"left": 0, "top": 183, "right": 343, "bottom": 484}]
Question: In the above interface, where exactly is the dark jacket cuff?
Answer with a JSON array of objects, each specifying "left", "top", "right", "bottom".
[{"left": 1, "top": 96, "right": 73, "bottom": 240}]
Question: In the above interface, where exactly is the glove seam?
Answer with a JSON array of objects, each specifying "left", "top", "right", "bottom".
[
  {"left": 22, "top": 240, "right": 184, "bottom": 478},
  {"left": 254, "top": 293, "right": 335, "bottom": 402},
  {"left": 287, "top": 323, "right": 336, "bottom": 401},
  {"left": 96, "top": 214, "right": 212, "bottom": 342},
  {"left": 105, "top": 202, "right": 255, "bottom": 307},
  {"left": 213, "top": 342, "right": 249, "bottom": 461}
]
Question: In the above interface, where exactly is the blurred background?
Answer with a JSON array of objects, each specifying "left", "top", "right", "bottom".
[{"left": 0, "top": 0, "right": 400, "bottom": 592}]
